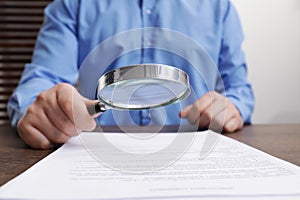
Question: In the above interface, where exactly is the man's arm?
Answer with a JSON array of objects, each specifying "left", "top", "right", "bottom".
[
  {"left": 180, "top": 1, "right": 254, "bottom": 132},
  {"left": 8, "top": 0, "right": 80, "bottom": 126},
  {"left": 6, "top": 0, "right": 98, "bottom": 149}
]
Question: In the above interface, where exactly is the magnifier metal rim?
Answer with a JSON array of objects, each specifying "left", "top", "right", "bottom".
[{"left": 97, "top": 64, "right": 190, "bottom": 110}]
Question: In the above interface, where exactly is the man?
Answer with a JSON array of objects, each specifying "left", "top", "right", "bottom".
[{"left": 8, "top": 0, "right": 254, "bottom": 149}]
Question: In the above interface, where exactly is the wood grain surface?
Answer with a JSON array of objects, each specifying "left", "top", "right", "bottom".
[{"left": 1, "top": 124, "right": 299, "bottom": 186}]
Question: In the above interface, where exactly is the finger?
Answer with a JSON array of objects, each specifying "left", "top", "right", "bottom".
[
  {"left": 72, "top": 90, "right": 97, "bottom": 131},
  {"left": 196, "top": 92, "right": 216, "bottom": 112},
  {"left": 223, "top": 116, "right": 243, "bottom": 133},
  {"left": 180, "top": 93, "right": 216, "bottom": 126},
  {"left": 200, "top": 91, "right": 225, "bottom": 107},
  {"left": 28, "top": 109, "right": 70, "bottom": 145},
  {"left": 83, "top": 98, "right": 102, "bottom": 118},
  {"left": 36, "top": 90, "right": 79, "bottom": 137},
  {"left": 45, "top": 103, "right": 79, "bottom": 137},
  {"left": 18, "top": 120, "right": 54, "bottom": 149},
  {"left": 199, "top": 97, "right": 226, "bottom": 129},
  {"left": 197, "top": 107, "right": 211, "bottom": 129},
  {"left": 208, "top": 99, "right": 243, "bottom": 132},
  {"left": 54, "top": 83, "right": 75, "bottom": 121},
  {"left": 55, "top": 83, "right": 96, "bottom": 131},
  {"left": 81, "top": 96, "right": 99, "bottom": 106},
  {"left": 223, "top": 105, "right": 243, "bottom": 132},
  {"left": 187, "top": 103, "right": 202, "bottom": 125},
  {"left": 53, "top": 83, "right": 96, "bottom": 131},
  {"left": 180, "top": 91, "right": 216, "bottom": 118},
  {"left": 179, "top": 104, "right": 192, "bottom": 118},
  {"left": 192, "top": 92, "right": 221, "bottom": 124},
  {"left": 207, "top": 108, "right": 226, "bottom": 131},
  {"left": 180, "top": 92, "right": 226, "bottom": 129}
]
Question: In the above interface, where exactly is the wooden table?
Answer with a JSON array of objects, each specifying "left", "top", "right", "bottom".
[{"left": 1, "top": 124, "right": 300, "bottom": 186}]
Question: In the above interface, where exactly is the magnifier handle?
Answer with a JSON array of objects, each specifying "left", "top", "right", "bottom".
[{"left": 87, "top": 102, "right": 107, "bottom": 116}]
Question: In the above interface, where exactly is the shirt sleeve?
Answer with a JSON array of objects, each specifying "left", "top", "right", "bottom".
[
  {"left": 7, "top": 0, "right": 80, "bottom": 126},
  {"left": 218, "top": 1, "right": 255, "bottom": 124}
]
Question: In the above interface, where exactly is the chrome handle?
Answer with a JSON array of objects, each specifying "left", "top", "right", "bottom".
[{"left": 87, "top": 102, "right": 107, "bottom": 116}]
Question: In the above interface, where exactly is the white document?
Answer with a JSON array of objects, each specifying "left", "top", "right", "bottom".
[{"left": 0, "top": 131, "right": 299, "bottom": 200}]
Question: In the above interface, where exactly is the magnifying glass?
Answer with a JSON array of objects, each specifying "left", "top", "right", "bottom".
[{"left": 87, "top": 64, "right": 190, "bottom": 115}]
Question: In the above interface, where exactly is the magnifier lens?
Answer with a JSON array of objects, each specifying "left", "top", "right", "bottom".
[
  {"left": 99, "top": 78, "right": 188, "bottom": 109},
  {"left": 92, "top": 64, "right": 190, "bottom": 112}
]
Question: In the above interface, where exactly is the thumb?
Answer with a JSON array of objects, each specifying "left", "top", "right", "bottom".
[
  {"left": 72, "top": 91, "right": 97, "bottom": 131},
  {"left": 82, "top": 97, "right": 102, "bottom": 118},
  {"left": 81, "top": 96, "right": 99, "bottom": 106}
]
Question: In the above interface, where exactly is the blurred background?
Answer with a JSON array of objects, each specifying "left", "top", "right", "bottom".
[
  {"left": 0, "top": 0, "right": 299, "bottom": 125},
  {"left": 232, "top": 0, "right": 300, "bottom": 124},
  {"left": 0, "top": 0, "right": 51, "bottom": 126}
]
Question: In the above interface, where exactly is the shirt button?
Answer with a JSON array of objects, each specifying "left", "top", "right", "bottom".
[
  {"left": 140, "top": 110, "right": 151, "bottom": 126},
  {"left": 141, "top": 117, "right": 151, "bottom": 126},
  {"left": 145, "top": 8, "right": 152, "bottom": 15}
]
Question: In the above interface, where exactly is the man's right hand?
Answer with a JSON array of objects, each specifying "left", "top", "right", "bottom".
[{"left": 17, "top": 83, "right": 98, "bottom": 149}]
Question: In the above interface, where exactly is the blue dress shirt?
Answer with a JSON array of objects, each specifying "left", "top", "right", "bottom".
[{"left": 7, "top": 0, "right": 254, "bottom": 127}]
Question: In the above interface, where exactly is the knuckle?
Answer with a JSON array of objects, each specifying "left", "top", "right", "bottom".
[
  {"left": 17, "top": 120, "right": 29, "bottom": 139},
  {"left": 228, "top": 107, "right": 240, "bottom": 119},
  {"left": 55, "top": 83, "right": 74, "bottom": 99},
  {"left": 56, "top": 85, "right": 74, "bottom": 113},
  {"left": 55, "top": 82, "right": 71, "bottom": 92},
  {"left": 210, "top": 91, "right": 219, "bottom": 99},
  {"left": 17, "top": 116, "right": 33, "bottom": 139},
  {"left": 17, "top": 117, "right": 25, "bottom": 130},
  {"left": 25, "top": 106, "right": 37, "bottom": 116},
  {"left": 224, "top": 108, "right": 233, "bottom": 119},
  {"left": 36, "top": 91, "right": 48, "bottom": 103},
  {"left": 24, "top": 106, "right": 43, "bottom": 123}
]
